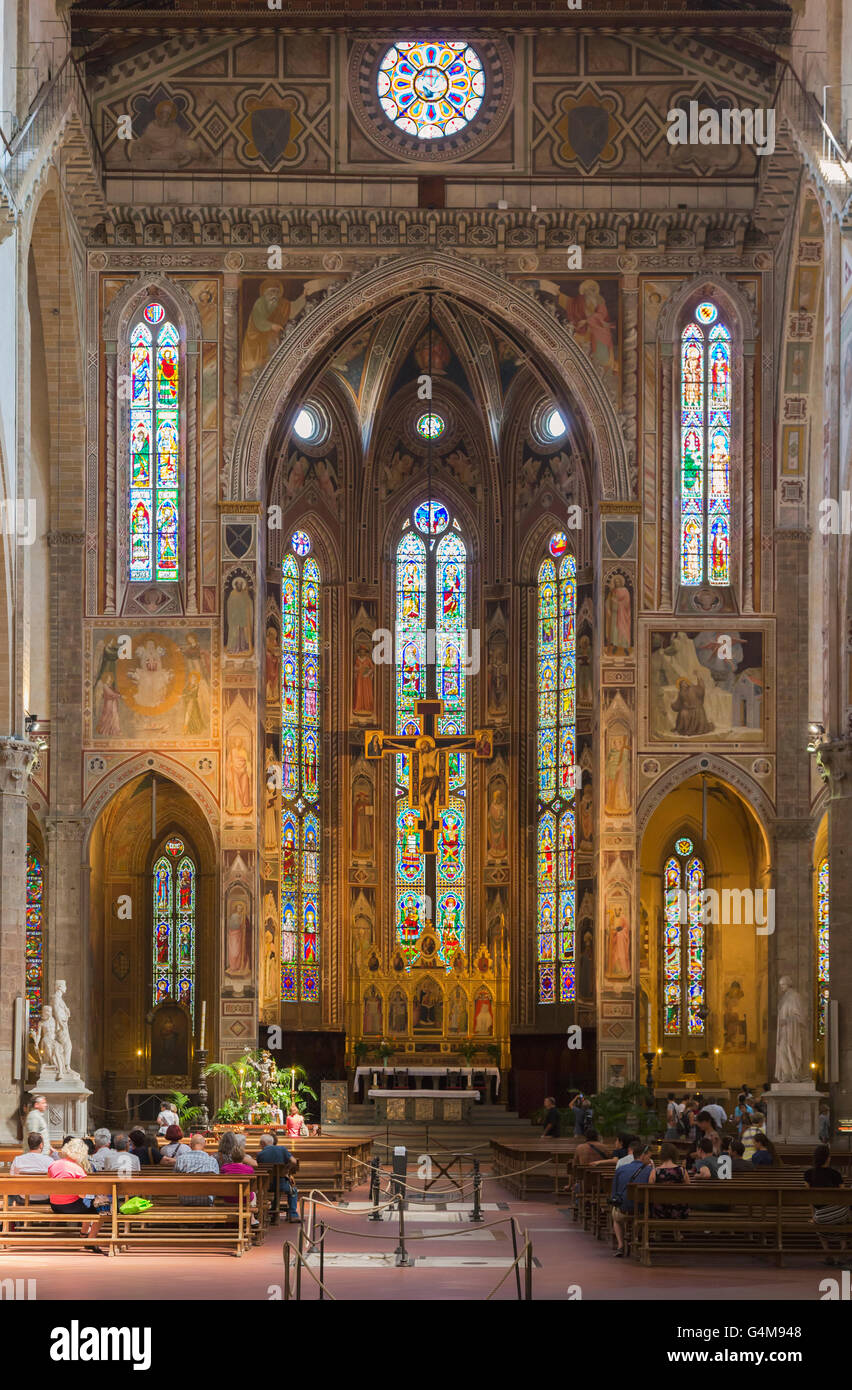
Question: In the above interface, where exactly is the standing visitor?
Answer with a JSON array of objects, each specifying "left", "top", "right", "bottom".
[{"left": 540, "top": 1096, "right": 561, "bottom": 1139}]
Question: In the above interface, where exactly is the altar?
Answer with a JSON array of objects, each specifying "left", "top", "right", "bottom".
[
  {"left": 367, "top": 1089, "right": 481, "bottom": 1123},
  {"left": 354, "top": 1065, "right": 501, "bottom": 1098}
]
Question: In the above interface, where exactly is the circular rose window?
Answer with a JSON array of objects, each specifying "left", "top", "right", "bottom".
[
  {"left": 377, "top": 41, "right": 484, "bottom": 139},
  {"left": 349, "top": 37, "right": 512, "bottom": 163}
]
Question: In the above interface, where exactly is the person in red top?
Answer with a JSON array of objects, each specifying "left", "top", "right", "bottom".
[{"left": 48, "top": 1138, "right": 105, "bottom": 1250}]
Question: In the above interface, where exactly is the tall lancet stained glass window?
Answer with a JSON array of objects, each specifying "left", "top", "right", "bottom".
[
  {"left": 536, "top": 533, "right": 576, "bottom": 1004},
  {"left": 662, "top": 837, "right": 705, "bottom": 1038},
  {"left": 818, "top": 856, "right": 829, "bottom": 1038},
  {"left": 129, "top": 302, "right": 180, "bottom": 583},
  {"left": 281, "top": 530, "right": 321, "bottom": 1004},
  {"left": 680, "top": 301, "right": 731, "bottom": 587},
  {"left": 25, "top": 843, "right": 44, "bottom": 1017},
  {"left": 394, "top": 501, "right": 466, "bottom": 967},
  {"left": 152, "top": 835, "right": 196, "bottom": 1020}
]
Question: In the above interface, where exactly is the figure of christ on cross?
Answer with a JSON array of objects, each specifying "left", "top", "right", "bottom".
[{"left": 365, "top": 698, "right": 494, "bottom": 853}]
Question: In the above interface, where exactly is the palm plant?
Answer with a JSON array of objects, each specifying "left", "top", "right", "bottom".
[{"left": 167, "top": 1089, "right": 204, "bottom": 1130}]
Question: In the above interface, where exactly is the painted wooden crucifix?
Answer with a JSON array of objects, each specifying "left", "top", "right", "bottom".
[{"left": 365, "top": 697, "right": 493, "bottom": 853}]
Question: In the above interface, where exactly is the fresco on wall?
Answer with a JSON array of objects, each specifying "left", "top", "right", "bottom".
[
  {"left": 239, "top": 275, "right": 344, "bottom": 383},
  {"left": 514, "top": 275, "right": 619, "bottom": 396},
  {"left": 649, "top": 629, "right": 765, "bottom": 741},
  {"left": 90, "top": 627, "right": 214, "bottom": 743}
]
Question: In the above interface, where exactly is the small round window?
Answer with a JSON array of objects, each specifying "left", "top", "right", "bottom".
[
  {"left": 377, "top": 41, "right": 485, "bottom": 139},
  {"left": 416, "top": 412, "right": 445, "bottom": 440}
]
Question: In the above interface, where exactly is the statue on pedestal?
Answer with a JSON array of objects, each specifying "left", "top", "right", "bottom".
[
  {"left": 774, "top": 975, "right": 806, "bottom": 1083},
  {"left": 31, "top": 1005, "right": 61, "bottom": 1074},
  {"left": 51, "top": 980, "right": 77, "bottom": 1079}
]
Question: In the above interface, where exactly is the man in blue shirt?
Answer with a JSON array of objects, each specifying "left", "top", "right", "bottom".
[
  {"left": 256, "top": 1132, "right": 299, "bottom": 1220},
  {"left": 610, "top": 1139, "right": 653, "bottom": 1256}
]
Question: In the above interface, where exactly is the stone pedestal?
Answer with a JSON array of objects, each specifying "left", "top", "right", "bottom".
[
  {"left": 30, "top": 1076, "right": 92, "bottom": 1141},
  {"left": 763, "top": 1082, "right": 824, "bottom": 1145}
]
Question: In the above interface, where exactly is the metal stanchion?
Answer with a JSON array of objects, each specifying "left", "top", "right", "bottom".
[
  {"left": 391, "top": 1144, "right": 407, "bottom": 1198},
  {"left": 283, "top": 1243, "right": 292, "bottom": 1301},
  {"left": 470, "top": 1157, "right": 483, "bottom": 1222},
  {"left": 510, "top": 1219, "right": 522, "bottom": 1300},
  {"left": 394, "top": 1194, "right": 414, "bottom": 1267},
  {"left": 524, "top": 1233, "right": 533, "bottom": 1300},
  {"left": 319, "top": 1219, "right": 325, "bottom": 1301},
  {"left": 368, "top": 1155, "right": 382, "bottom": 1220}
]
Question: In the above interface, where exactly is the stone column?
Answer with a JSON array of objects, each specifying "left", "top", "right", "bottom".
[
  {"left": 0, "top": 737, "right": 39, "bottom": 1141},
  {"left": 45, "top": 816, "right": 88, "bottom": 1077},
  {"left": 814, "top": 737, "right": 852, "bottom": 1140}
]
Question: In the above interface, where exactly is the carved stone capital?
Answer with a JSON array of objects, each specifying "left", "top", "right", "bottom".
[
  {"left": 44, "top": 815, "right": 88, "bottom": 843},
  {"left": 814, "top": 736, "right": 852, "bottom": 797},
  {"left": 0, "top": 737, "right": 40, "bottom": 793}
]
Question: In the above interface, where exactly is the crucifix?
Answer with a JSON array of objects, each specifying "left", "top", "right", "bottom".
[{"left": 365, "top": 698, "right": 494, "bottom": 853}]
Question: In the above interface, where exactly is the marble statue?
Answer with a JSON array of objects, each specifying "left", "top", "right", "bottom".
[
  {"left": 51, "top": 980, "right": 75, "bottom": 1078},
  {"left": 31, "top": 1005, "right": 60, "bottom": 1072},
  {"left": 774, "top": 975, "right": 806, "bottom": 1083}
]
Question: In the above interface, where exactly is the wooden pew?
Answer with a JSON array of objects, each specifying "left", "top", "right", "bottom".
[
  {"left": 0, "top": 1173, "right": 259, "bottom": 1255},
  {"left": 490, "top": 1139, "right": 579, "bottom": 1198},
  {"left": 629, "top": 1177, "right": 852, "bottom": 1267}
]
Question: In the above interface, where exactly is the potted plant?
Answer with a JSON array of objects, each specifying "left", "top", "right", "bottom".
[
  {"left": 167, "top": 1089, "right": 203, "bottom": 1131},
  {"left": 353, "top": 1041, "right": 370, "bottom": 1062},
  {"left": 373, "top": 1039, "right": 394, "bottom": 1065},
  {"left": 457, "top": 1041, "right": 478, "bottom": 1064}
]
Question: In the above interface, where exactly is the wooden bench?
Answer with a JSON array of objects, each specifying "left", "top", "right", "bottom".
[
  {"left": 629, "top": 1178, "right": 852, "bottom": 1267},
  {"left": 490, "top": 1139, "right": 579, "bottom": 1198},
  {"left": 204, "top": 1135, "right": 375, "bottom": 1201},
  {"left": 0, "top": 1174, "right": 259, "bottom": 1256}
]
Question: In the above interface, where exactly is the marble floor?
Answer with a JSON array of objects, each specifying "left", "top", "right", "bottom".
[{"left": 0, "top": 1164, "right": 834, "bottom": 1303}]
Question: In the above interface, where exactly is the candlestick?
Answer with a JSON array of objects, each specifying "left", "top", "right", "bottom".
[{"left": 200, "top": 1000, "right": 207, "bottom": 1051}]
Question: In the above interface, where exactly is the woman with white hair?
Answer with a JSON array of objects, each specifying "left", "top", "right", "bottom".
[{"left": 48, "top": 1138, "right": 106, "bottom": 1253}]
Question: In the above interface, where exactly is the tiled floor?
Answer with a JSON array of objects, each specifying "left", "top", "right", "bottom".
[{"left": 1, "top": 1168, "right": 835, "bottom": 1302}]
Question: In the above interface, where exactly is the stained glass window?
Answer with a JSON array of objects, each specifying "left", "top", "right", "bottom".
[
  {"left": 416, "top": 412, "right": 445, "bottom": 440},
  {"left": 394, "top": 505, "right": 467, "bottom": 966},
  {"left": 152, "top": 834, "right": 196, "bottom": 1020},
  {"left": 537, "top": 540, "right": 576, "bottom": 1003},
  {"left": 817, "top": 856, "right": 829, "bottom": 1038},
  {"left": 679, "top": 301, "right": 730, "bottom": 587},
  {"left": 25, "top": 844, "right": 44, "bottom": 1018},
  {"left": 129, "top": 304, "right": 180, "bottom": 583},
  {"left": 377, "top": 41, "right": 484, "bottom": 139},
  {"left": 663, "top": 838, "right": 705, "bottom": 1038},
  {"left": 281, "top": 532, "right": 321, "bottom": 1004}
]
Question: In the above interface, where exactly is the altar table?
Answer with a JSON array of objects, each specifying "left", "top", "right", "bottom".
[
  {"left": 366, "top": 1089, "right": 481, "bottom": 1123},
  {"left": 354, "top": 1065, "right": 500, "bottom": 1096}
]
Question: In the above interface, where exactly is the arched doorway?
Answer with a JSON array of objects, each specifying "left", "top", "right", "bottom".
[
  {"left": 639, "top": 773, "right": 770, "bottom": 1092},
  {"left": 85, "top": 772, "right": 217, "bottom": 1121}
]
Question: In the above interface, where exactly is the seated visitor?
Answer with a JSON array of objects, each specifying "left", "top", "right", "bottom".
[
  {"left": 540, "top": 1096, "right": 560, "bottom": 1139},
  {"left": 129, "top": 1127, "right": 162, "bottom": 1165},
  {"left": 804, "top": 1144, "right": 849, "bottom": 1266},
  {"left": 692, "top": 1137, "right": 719, "bottom": 1179},
  {"left": 728, "top": 1139, "right": 752, "bottom": 1173},
  {"left": 614, "top": 1133, "right": 638, "bottom": 1167},
  {"left": 175, "top": 1132, "right": 219, "bottom": 1205},
  {"left": 9, "top": 1133, "right": 53, "bottom": 1205},
  {"left": 574, "top": 1128, "right": 610, "bottom": 1167},
  {"left": 751, "top": 1132, "right": 778, "bottom": 1167},
  {"left": 740, "top": 1116, "right": 762, "bottom": 1161},
  {"left": 89, "top": 1127, "right": 114, "bottom": 1172},
  {"left": 733, "top": 1092, "right": 754, "bottom": 1135},
  {"left": 159, "top": 1124, "right": 191, "bottom": 1167},
  {"left": 218, "top": 1133, "right": 258, "bottom": 1224},
  {"left": 610, "top": 1139, "right": 653, "bottom": 1256},
  {"left": 99, "top": 1132, "right": 141, "bottom": 1176},
  {"left": 648, "top": 1141, "right": 690, "bottom": 1220},
  {"left": 48, "top": 1138, "right": 106, "bottom": 1252}
]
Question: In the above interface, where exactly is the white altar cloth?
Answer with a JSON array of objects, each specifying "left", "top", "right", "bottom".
[{"left": 354, "top": 1065, "right": 500, "bottom": 1095}]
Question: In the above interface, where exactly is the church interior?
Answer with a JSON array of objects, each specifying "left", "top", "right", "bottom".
[{"left": 2, "top": 0, "right": 852, "bottom": 1314}]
